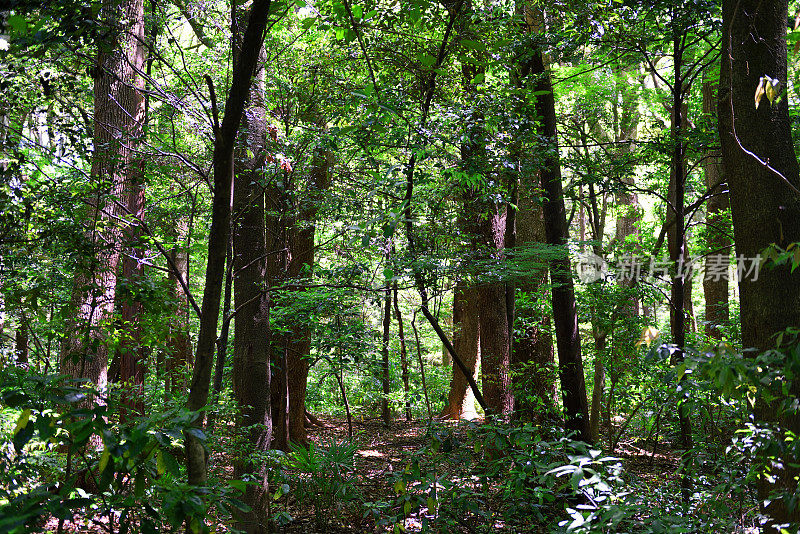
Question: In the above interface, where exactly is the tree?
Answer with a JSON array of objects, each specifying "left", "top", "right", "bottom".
[
  {"left": 60, "top": 0, "right": 146, "bottom": 413},
  {"left": 719, "top": 0, "right": 800, "bottom": 528},
  {"left": 525, "top": 3, "right": 590, "bottom": 441},
  {"left": 183, "top": 3, "right": 274, "bottom": 526},
  {"left": 702, "top": 79, "right": 729, "bottom": 339},
  {"left": 230, "top": 28, "right": 273, "bottom": 534}
]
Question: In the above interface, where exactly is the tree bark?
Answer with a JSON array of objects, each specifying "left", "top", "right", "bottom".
[
  {"left": 441, "top": 280, "right": 480, "bottom": 420},
  {"left": 513, "top": 187, "right": 555, "bottom": 419},
  {"left": 380, "top": 246, "right": 393, "bottom": 426},
  {"left": 60, "top": 0, "right": 146, "bottom": 411},
  {"left": 166, "top": 212, "right": 192, "bottom": 395},
  {"left": 702, "top": 80, "right": 729, "bottom": 340},
  {"left": 229, "top": 13, "right": 273, "bottom": 533},
  {"left": 720, "top": 1, "right": 800, "bottom": 528},
  {"left": 394, "top": 282, "right": 412, "bottom": 421},
  {"left": 118, "top": 171, "right": 146, "bottom": 418},
  {"left": 184, "top": 0, "right": 272, "bottom": 505},
  {"left": 478, "top": 208, "right": 514, "bottom": 416},
  {"left": 284, "top": 115, "right": 332, "bottom": 445},
  {"left": 526, "top": 8, "right": 590, "bottom": 441}
]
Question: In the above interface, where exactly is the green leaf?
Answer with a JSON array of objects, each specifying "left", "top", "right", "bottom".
[
  {"left": 7, "top": 14, "right": 27, "bottom": 35},
  {"left": 570, "top": 468, "right": 584, "bottom": 491},
  {"left": 156, "top": 450, "right": 166, "bottom": 476},
  {"left": 675, "top": 362, "right": 687, "bottom": 382},
  {"left": 460, "top": 39, "right": 486, "bottom": 51},
  {"left": 420, "top": 54, "right": 436, "bottom": 68}
]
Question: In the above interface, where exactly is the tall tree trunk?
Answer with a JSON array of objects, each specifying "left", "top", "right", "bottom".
[
  {"left": 208, "top": 240, "right": 233, "bottom": 430},
  {"left": 284, "top": 115, "right": 332, "bottom": 445},
  {"left": 166, "top": 213, "right": 192, "bottom": 395},
  {"left": 60, "top": 0, "right": 146, "bottom": 410},
  {"left": 184, "top": 0, "right": 272, "bottom": 509},
  {"left": 509, "top": 0, "right": 556, "bottom": 421},
  {"left": 459, "top": 36, "right": 512, "bottom": 416},
  {"left": 15, "top": 313, "right": 28, "bottom": 366},
  {"left": 525, "top": 5, "right": 590, "bottom": 441},
  {"left": 702, "top": 80, "right": 729, "bottom": 340},
  {"left": 394, "top": 282, "right": 412, "bottom": 421},
  {"left": 441, "top": 280, "right": 480, "bottom": 419},
  {"left": 118, "top": 171, "right": 146, "bottom": 418},
  {"left": 478, "top": 208, "right": 514, "bottom": 416},
  {"left": 589, "top": 329, "right": 606, "bottom": 443},
  {"left": 230, "top": 20, "right": 273, "bottom": 534},
  {"left": 720, "top": 1, "right": 800, "bottom": 528},
  {"left": 380, "top": 245, "right": 393, "bottom": 426},
  {"left": 512, "top": 200, "right": 555, "bottom": 419}
]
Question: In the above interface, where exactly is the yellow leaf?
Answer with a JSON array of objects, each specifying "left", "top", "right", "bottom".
[
  {"left": 765, "top": 77, "right": 781, "bottom": 105},
  {"left": 755, "top": 76, "right": 766, "bottom": 109},
  {"left": 393, "top": 479, "right": 405, "bottom": 495},
  {"left": 157, "top": 450, "right": 165, "bottom": 476},
  {"left": 14, "top": 409, "right": 31, "bottom": 435},
  {"left": 99, "top": 449, "right": 110, "bottom": 472},
  {"left": 636, "top": 326, "right": 660, "bottom": 347}
]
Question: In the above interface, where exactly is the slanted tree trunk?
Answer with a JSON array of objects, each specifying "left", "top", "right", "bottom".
[
  {"left": 720, "top": 1, "right": 800, "bottom": 528},
  {"left": 702, "top": 80, "right": 729, "bottom": 340},
  {"left": 61, "top": 0, "right": 146, "bottom": 409},
  {"left": 441, "top": 280, "right": 480, "bottom": 419}
]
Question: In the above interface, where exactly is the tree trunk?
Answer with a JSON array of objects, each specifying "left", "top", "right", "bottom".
[
  {"left": 380, "top": 246, "right": 393, "bottom": 426},
  {"left": 513, "top": 188, "right": 555, "bottom": 419},
  {"left": 166, "top": 213, "right": 192, "bottom": 395},
  {"left": 184, "top": 0, "right": 272, "bottom": 508},
  {"left": 589, "top": 331, "right": 606, "bottom": 443},
  {"left": 207, "top": 240, "right": 233, "bottom": 431},
  {"left": 702, "top": 80, "right": 729, "bottom": 340},
  {"left": 60, "top": 0, "right": 146, "bottom": 410},
  {"left": 525, "top": 8, "right": 590, "bottom": 441},
  {"left": 478, "top": 207, "right": 514, "bottom": 416},
  {"left": 118, "top": 171, "right": 146, "bottom": 418},
  {"left": 230, "top": 19, "right": 273, "bottom": 534},
  {"left": 284, "top": 115, "right": 332, "bottom": 445},
  {"left": 720, "top": 1, "right": 800, "bottom": 528},
  {"left": 441, "top": 281, "right": 480, "bottom": 419},
  {"left": 394, "top": 282, "right": 412, "bottom": 421}
]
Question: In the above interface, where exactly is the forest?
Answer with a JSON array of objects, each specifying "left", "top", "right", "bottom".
[{"left": 3, "top": 0, "right": 800, "bottom": 532}]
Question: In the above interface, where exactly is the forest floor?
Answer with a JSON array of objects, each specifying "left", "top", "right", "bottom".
[
  {"left": 277, "top": 416, "right": 685, "bottom": 533},
  {"left": 42, "top": 416, "right": 685, "bottom": 534}
]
